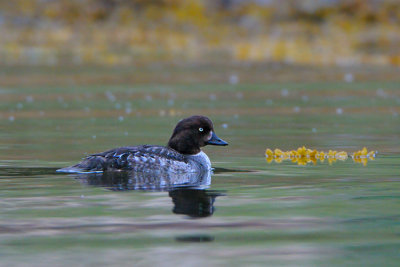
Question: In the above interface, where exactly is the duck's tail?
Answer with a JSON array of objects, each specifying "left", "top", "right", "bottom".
[{"left": 56, "top": 156, "right": 107, "bottom": 173}]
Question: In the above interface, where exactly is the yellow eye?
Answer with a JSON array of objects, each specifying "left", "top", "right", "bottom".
[{"left": 199, "top": 128, "right": 204, "bottom": 132}]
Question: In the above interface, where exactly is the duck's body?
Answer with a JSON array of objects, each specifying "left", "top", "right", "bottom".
[
  {"left": 57, "top": 116, "right": 227, "bottom": 173},
  {"left": 58, "top": 145, "right": 211, "bottom": 173}
]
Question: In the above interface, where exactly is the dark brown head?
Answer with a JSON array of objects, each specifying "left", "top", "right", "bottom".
[{"left": 167, "top": 115, "right": 228, "bottom": 155}]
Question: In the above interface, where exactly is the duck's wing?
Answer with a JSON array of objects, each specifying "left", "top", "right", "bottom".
[
  {"left": 92, "top": 145, "right": 184, "bottom": 160},
  {"left": 57, "top": 145, "right": 189, "bottom": 173}
]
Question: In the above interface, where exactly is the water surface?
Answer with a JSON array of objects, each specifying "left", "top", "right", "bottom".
[{"left": 1, "top": 66, "right": 399, "bottom": 266}]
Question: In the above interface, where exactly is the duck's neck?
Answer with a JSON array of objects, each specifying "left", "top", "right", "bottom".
[{"left": 167, "top": 134, "right": 201, "bottom": 155}]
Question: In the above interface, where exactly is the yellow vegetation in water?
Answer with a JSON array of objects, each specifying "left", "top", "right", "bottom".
[{"left": 265, "top": 146, "right": 376, "bottom": 166}]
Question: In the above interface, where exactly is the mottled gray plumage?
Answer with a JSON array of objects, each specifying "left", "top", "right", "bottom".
[{"left": 59, "top": 145, "right": 192, "bottom": 173}]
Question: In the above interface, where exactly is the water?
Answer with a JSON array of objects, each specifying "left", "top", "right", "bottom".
[{"left": 1, "top": 65, "right": 399, "bottom": 266}]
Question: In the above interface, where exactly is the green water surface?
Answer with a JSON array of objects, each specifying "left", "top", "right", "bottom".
[{"left": 0, "top": 65, "right": 399, "bottom": 266}]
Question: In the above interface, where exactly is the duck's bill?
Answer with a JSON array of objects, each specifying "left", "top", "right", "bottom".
[{"left": 207, "top": 132, "right": 228, "bottom": 146}]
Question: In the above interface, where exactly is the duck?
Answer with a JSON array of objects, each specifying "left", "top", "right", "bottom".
[{"left": 57, "top": 115, "right": 228, "bottom": 174}]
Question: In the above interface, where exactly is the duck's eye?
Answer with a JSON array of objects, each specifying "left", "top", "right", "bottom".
[{"left": 199, "top": 127, "right": 204, "bottom": 132}]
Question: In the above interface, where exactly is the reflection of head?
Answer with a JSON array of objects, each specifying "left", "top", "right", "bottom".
[{"left": 169, "top": 188, "right": 223, "bottom": 218}]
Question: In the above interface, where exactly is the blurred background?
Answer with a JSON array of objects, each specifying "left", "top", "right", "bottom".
[
  {"left": 1, "top": 0, "right": 400, "bottom": 162},
  {"left": 1, "top": 0, "right": 400, "bottom": 66}
]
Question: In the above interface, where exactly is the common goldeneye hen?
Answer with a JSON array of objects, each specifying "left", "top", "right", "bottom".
[{"left": 57, "top": 115, "right": 228, "bottom": 173}]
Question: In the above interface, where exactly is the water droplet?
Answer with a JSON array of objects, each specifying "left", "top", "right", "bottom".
[
  {"left": 336, "top": 108, "right": 343, "bottom": 115},
  {"left": 105, "top": 91, "right": 116, "bottom": 102},
  {"left": 281, "top": 89, "right": 289, "bottom": 97},
  {"left": 344, "top": 73, "right": 354, "bottom": 83},
  {"left": 229, "top": 74, "right": 239, "bottom": 85},
  {"left": 222, "top": 123, "right": 228, "bottom": 129},
  {"left": 92, "top": 135, "right": 96, "bottom": 139},
  {"left": 26, "top": 95, "right": 34, "bottom": 103},
  {"left": 265, "top": 99, "right": 273, "bottom": 105},
  {"left": 8, "top": 116, "right": 15, "bottom": 122},
  {"left": 376, "top": 88, "right": 388, "bottom": 98},
  {"left": 118, "top": 116, "right": 124, "bottom": 122}
]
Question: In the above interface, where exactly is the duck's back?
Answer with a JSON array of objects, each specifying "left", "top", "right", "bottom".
[{"left": 57, "top": 145, "right": 191, "bottom": 173}]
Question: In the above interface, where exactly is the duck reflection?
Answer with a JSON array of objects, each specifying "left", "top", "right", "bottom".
[
  {"left": 169, "top": 188, "right": 222, "bottom": 218},
  {"left": 73, "top": 170, "right": 223, "bottom": 218}
]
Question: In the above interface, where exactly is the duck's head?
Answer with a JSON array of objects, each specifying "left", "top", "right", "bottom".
[{"left": 167, "top": 115, "right": 228, "bottom": 155}]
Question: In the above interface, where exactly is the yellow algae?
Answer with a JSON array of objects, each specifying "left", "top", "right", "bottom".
[
  {"left": 308, "top": 149, "right": 318, "bottom": 158},
  {"left": 361, "top": 158, "right": 368, "bottom": 166},
  {"left": 352, "top": 147, "right": 376, "bottom": 159},
  {"left": 336, "top": 151, "right": 348, "bottom": 160},
  {"left": 360, "top": 147, "right": 368, "bottom": 156},
  {"left": 296, "top": 157, "right": 308, "bottom": 165},
  {"left": 274, "top": 148, "right": 284, "bottom": 157},
  {"left": 265, "top": 148, "right": 274, "bottom": 158},
  {"left": 265, "top": 146, "right": 376, "bottom": 166},
  {"left": 327, "top": 150, "right": 337, "bottom": 158},
  {"left": 266, "top": 157, "right": 273, "bottom": 163},
  {"left": 368, "top": 151, "right": 376, "bottom": 160},
  {"left": 353, "top": 157, "right": 368, "bottom": 166},
  {"left": 309, "top": 157, "right": 317, "bottom": 165},
  {"left": 297, "top": 146, "right": 307, "bottom": 157},
  {"left": 352, "top": 151, "right": 360, "bottom": 158}
]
